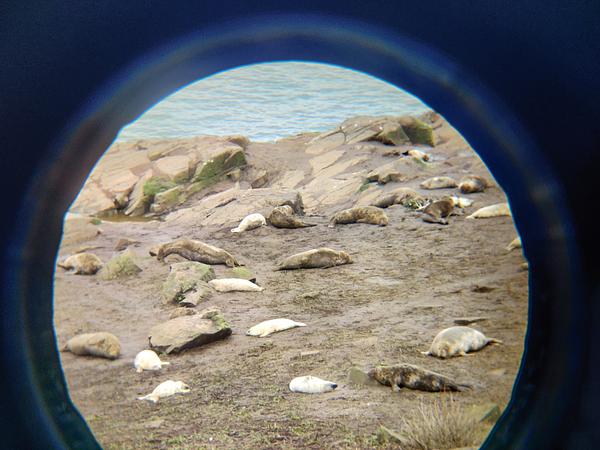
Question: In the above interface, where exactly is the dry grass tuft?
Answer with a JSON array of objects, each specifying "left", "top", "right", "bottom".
[{"left": 398, "top": 396, "right": 486, "bottom": 450}]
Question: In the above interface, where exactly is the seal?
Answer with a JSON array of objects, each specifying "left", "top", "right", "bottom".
[
  {"left": 62, "top": 332, "right": 121, "bottom": 359},
  {"left": 134, "top": 349, "right": 170, "bottom": 373},
  {"left": 137, "top": 380, "right": 191, "bottom": 403},
  {"left": 367, "top": 364, "right": 469, "bottom": 392},
  {"left": 267, "top": 205, "right": 317, "bottom": 229},
  {"left": 450, "top": 195, "right": 474, "bottom": 208},
  {"left": 458, "top": 175, "right": 491, "bottom": 194},
  {"left": 208, "top": 278, "right": 264, "bottom": 292},
  {"left": 329, "top": 206, "right": 388, "bottom": 227},
  {"left": 231, "top": 213, "right": 266, "bottom": 233},
  {"left": 506, "top": 236, "right": 522, "bottom": 251},
  {"left": 422, "top": 326, "right": 503, "bottom": 358},
  {"left": 154, "top": 239, "right": 241, "bottom": 267},
  {"left": 371, "top": 187, "right": 428, "bottom": 209},
  {"left": 466, "top": 203, "right": 511, "bottom": 219},
  {"left": 277, "top": 248, "right": 352, "bottom": 270},
  {"left": 420, "top": 176, "right": 458, "bottom": 190},
  {"left": 289, "top": 376, "right": 337, "bottom": 394},
  {"left": 421, "top": 197, "right": 460, "bottom": 224},
  {"left": 246, "top": 318, "right": 307, "bottom": 337},
  {"left": 57, "top": 252, "right": 103, "bottom": 275},
  {"left": 403, "top": 149, "right": 430, "bottom": 162}
]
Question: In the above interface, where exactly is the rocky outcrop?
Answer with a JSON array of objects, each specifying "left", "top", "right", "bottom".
[
  {"left": 60, "top": 213, "right": 102, "bottom": 247},
  {"left": 366, "top": 157, "right": 427, "bottom": 184},
  {"left": 148, "top": 309, "right": 231, "bottom": 354},
  {"left": 161, "top": 262, "right": 216, "bottom": 304}
]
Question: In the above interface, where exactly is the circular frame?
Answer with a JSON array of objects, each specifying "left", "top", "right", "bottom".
[{"left": 1, "top": 14, "right": 583, "bottom": 449}]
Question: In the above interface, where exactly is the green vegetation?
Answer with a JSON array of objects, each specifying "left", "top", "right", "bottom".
[
  {"left": 98, "top": 250, "right": 142, "bottom": 280},
  {"left": 89, "top": 217, "right": 102, "bottom": 225},
  {"left": 142, "top": 177, "right": 177, "bottom": 199},
  {"left": 401, "top": 118, "right": 435, "bottom": 147},
  {"left": 192, "top": 149, "right": 247, "bottom": 186}
]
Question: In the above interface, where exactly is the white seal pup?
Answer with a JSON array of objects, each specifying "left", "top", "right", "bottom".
[
  {"left": 466, "top": 202, "right": 511, "bottom": 219},
  {"left": 208, "top": 278, "right": 264, "bottom": 292},
  {"left": 420, "top": 176, "right": 458, "bottom": 190},
  {"left": 134, "top": 350, "right": 170, "bottom": 373},
  {"left": 137, "top": 380, "right": 191, "bottom": 403},
  {"left": 289, "top": 376, "right": 337, "bottom": 394},
  {"left": 246, "top": 318, "right": 307, "bottom": 337},
  {"left": 231, "top": 213, "right": 267, "bottom": 233},
  {"left": 421, "top": 326, "right": 503, "bottom": 358},
  {"left": 57, "top": 253, "right": 103, "bottom": 275},
  {"left": 506, "top": 236, "right": 522, "bottom": 251}
]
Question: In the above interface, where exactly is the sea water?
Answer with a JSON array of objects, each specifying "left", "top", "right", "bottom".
[{"left": 116, "top": 61, "right": 429, "bottom": 143}]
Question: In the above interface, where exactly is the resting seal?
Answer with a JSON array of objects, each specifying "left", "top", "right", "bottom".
[
  {"left": 246, "top": 318, "right": 306, "bottom": 337},
  {"left": 289, "top": 376, "right": 337, "bottom": 394},
  {"left": 208, "top": 278, "right": 264, "bottom": 292},
  {"left": 231, "top": 213, "right": 266, "bottom": 233},
  {"left": 422, "top": 326, "right": 502, "bottom": 358},
  {"left": 466, "top": 203, "right": 511, "bottom": 219},
  {"left": 458, "top": 175, "right": 491, "bottom": 194},
  {"left": 57, "top": 253, "right": 103, "bottom": 275},
  {"left": 134, "top": 350, "right": 170, "bottom": 372},
  {"left": 138, "top": 380, "right": 191, "bottom": 403},
  {"left": 277, "top": 248, "right": 352, "bottom": 270},
  {"left": 267, "top": 205, "right": 317, "bottom": 229},
  {"left": 421, "top": 197, "right": 461, "bottom": 224},
  {"left": 371, "top": 187, "right": 428, "bottom": 209},
  {"left": 62, "top": 332, "right": 121, "bottom": 359},
  {"left": 154, "top": 239, "right": 241, "bottom": 267},
  {"left": 329, "top": 206, "right": 388, "bottom": 227},
  {"left": 403, "top": 149, "right": 430, "bottom": 162},
  {"left": 367, "top": 364, "right": 469, "bottom": 392},
  {"left": 420, "top": 176, "right": 458, "bottom": 190}
]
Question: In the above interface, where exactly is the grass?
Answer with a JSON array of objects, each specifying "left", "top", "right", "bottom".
[{"left": 394, "top": 396, "right": 487, "bottom": 449}]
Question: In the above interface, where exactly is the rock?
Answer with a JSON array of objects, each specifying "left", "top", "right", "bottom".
[
  {"left": 124, "top": 170, "right": 154, "bottom": 216},
  {"left": 70, "top": 180, "right": 117, "bottom": 217},
  {"left": 178, "top": 283, "right": 211, "bottom": 307},
  {"left": 399, "top": 116, "right": 435, "bottom": 146},
  {"left": 60, "top": 213, "right": 102, "bottom": 246},
  {"left": 192, "top": 145, "right": 247, "bottom": 186},
  {"left": 98, "top": 249, "right": 142, "bottom": 280},
  {"left": 114, "top": 238, "right": 139, "bottom": 251},
  {"left": 149, "top": 185, "right": 184, "bottom": 214},
  {"left": 154, "top": 155, "right": 192, "bottom": 183},
  {"left": 366, "top": 157, "right": 425, "bottom": 184},
  {"left": 97, "top": 168, "right": 139, "bottom": 207},
  {"left": 465, "top": 403, "right": 502, "bottom": 424},
  {"left": 376, "top": 425, "right": 408, "bottom": 445},
  {"left": 226, "top": 135, "right": 250, "bottom": 148},
  {"left": 62, "top": 332, "right": 121, "bottom": 359},
  {"left": 453, "top": 317, "right": 489, "bottom": 326},
  {"left": 374, "top": 121, "right": 411, "bottom": 146},
  {"left": 291, "top": 350, "right": 321, "bottom": 360},
  {"left": 161, "top": 262, "right": 216, "bottom": 304},
  {"left": 148, "top": 309, "right": 232, "bottom": 354},
  {"left": 348, "top": 367, "right": 379, "bottom": 386},
  {"left": 248, "top": 168, "right": 269, "bottom": 188}
]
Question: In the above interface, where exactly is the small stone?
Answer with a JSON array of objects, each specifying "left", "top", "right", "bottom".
[
  {"left": 348, "top": 367, "right": 379, "bottom": 386},
  {"left": 161, "top": 262, "right": 216, "bottom": 304},
  {"left": 169, "top": 308, "right": 197, "bottom": 319},
  {"left": 114, "top": 238, "right": 139, "bottom": 251},
  {"left": 178, "top": 284, "right": 211, "bottom": 307},
  {"left": 292, "top": 350, "right": 321, "bottom": 360}
]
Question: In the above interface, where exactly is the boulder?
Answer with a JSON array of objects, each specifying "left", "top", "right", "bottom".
[
  {"left": 60, "top": 213, "right": 102, "bottom": 247},
  {"left": 366, "top": 157, "right": 425, "bottom": 184},
  {"left": 153, "top": 155, "right": 193, "bottom": 183},
  {"left": 70, "top": 180, "right": 117, "bottom": 217},
  {"left": 399, "top": 116, "right": 435, "bottom": 146},
  {"left": 98, "top": 249, "right": 142, "bottom": 280},
  {"left": 124, "top": 170, "right": 154, "bottom": 216},
  {"left": 149, "top": 185, "right": 184, "bottom": 214},
  {"left": 178, "top": 283, "right": 211, "bottom": 307},
  {"left": 161, "top": 262, "right": 216, "bottom": 304},
  {"left": 148, "top": 309, "right": 232, "bottom": 354},
  {"left": 192, "top": 145, "right": 247, "bottom": 187}
]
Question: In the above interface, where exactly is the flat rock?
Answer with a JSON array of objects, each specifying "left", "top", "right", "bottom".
[
  {"left": 366, "top": 157, "right": 425, "bottom": 184},
  {"left": 70, "top": 180, "right": 116, "bottom": 217},
  {"left": 153, "top": 155, "right": 192, "bottom": 183},
  {"left": 60, "top": 213, "right": 102, "bottom": 247},
  {"left": 149, "top": 309, "right": 232, "bottom": 354}
]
